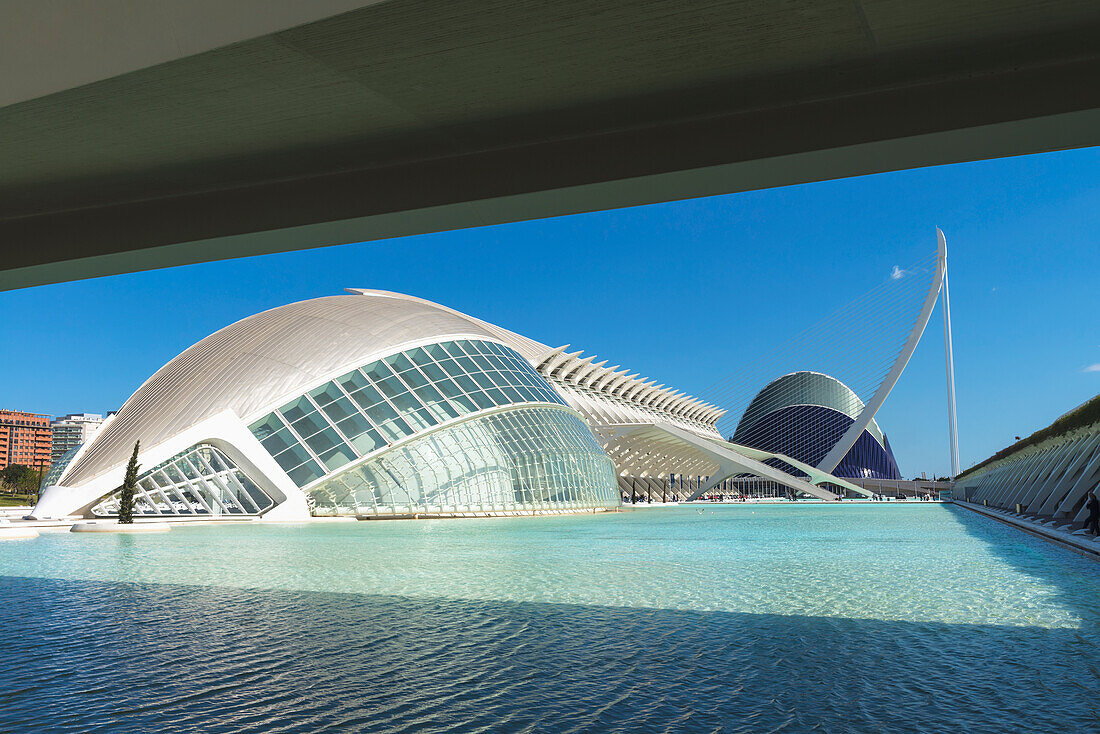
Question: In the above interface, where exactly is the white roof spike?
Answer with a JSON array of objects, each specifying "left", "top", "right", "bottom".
[
  {"left": 610, "top": 374, "right": 641, "bottom": 396},
  {"left": 592, "top": 367, "right": 626, "bottom": 391},
  {"left": 549, "top": 350, "right": 585, "bottom": 378},
  {"left": 535, "top": 344, "right": 569, "bottom": 370},
  {"left": 563, "top": 354, "right": 597, "bottom": 382},
  {"left": 650, "top": 391, "right": 675, "bottom": 410},
  {"left": 577, "top": 360, "right": 609, "bottom": 387},
  {"left": 623, "top": 379, "right": 656, "bottom": 401}
]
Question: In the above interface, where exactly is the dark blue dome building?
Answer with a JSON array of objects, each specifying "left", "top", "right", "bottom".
[{"left": 732, "top": 371, "right": 901, "bottom": 480}]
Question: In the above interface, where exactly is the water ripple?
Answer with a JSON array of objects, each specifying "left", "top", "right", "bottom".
[{"left": 0, "top": 506, "right": 1098, "bottom": 732}]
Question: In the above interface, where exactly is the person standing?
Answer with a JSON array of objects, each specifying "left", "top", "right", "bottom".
[{"left": 1086, "top": 491, "right": 1100, "bottom": 536}]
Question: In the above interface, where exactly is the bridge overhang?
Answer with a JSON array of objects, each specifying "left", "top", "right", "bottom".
[{"left": 4, "top": 1, "right": 1100, "bottom": 290}]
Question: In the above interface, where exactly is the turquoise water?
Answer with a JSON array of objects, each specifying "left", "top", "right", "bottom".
[{"left": 2, "top": 504, "right": 1098, "bottom": 732}]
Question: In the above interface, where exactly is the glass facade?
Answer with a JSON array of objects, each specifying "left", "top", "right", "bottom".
[
  {"left": 248, "top": 339, "right": 567, "bottom": 488},
  {"left": 245, "top": 338, "right": 618, "bottom": 517},
  {"left": 91, "top": 444, "right": 274, "bottom": 517},
  {"left": 307, "top": 407, "right": 619, "bottom": 516},
  {"left": 40, "top": 443, "right": 81, "bottom": 490}
]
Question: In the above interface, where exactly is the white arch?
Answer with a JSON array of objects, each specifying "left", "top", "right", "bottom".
[{"left": 817, "top": 231, "right": 946, "bottom": 474}]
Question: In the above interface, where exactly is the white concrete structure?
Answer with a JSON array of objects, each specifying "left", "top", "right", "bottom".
[
  {"left": 33, "top": 289, "right": 861, "bottom": 521},
  {"left": 955, "top": 406, "right": 1100, "bottom": 524}
]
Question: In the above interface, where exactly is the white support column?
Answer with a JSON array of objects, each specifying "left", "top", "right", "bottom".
[
  {"left": 1037, "top": 432, "right": 1100, "bottom": 515},
  {"left": 1022, "top": 438, "right": 1081, "bottom": 511},
  {"left": 941, "top": 228, "right": 960, "bottom": 479}
]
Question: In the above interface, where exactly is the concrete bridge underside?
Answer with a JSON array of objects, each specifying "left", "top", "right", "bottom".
[{"left": 4, "top": 0, "right": 1100, "bottom": 290}]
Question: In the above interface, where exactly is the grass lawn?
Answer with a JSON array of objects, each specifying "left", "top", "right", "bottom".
[{"left": 0, "top": 495, "right": 35, "bottom": 508}]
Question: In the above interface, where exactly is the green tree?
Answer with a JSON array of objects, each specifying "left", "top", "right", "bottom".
[
  {"left": 117, "top": 441, "right": 140, "bottom": 524},
  {"left": 0, "top": 463, "right": 37, "bottom": 490}
]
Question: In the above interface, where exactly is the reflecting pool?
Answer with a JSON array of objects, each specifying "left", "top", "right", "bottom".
[{"left": 2, "top": 504, "right": 1098, "bottom": 732}]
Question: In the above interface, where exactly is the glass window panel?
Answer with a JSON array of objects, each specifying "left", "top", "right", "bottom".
[
  {"left": 425, "top": 396, "right": 461, "bottom": 421},
  {"left": 287, "top": 460, "right": 324, "bottom": 487},
  {"left": 456, "top": 339, "right": 479, "bottom": 355},
  {"left": 290, "top": 410, "right": 328, "bottom": 439},
  {"left": 513, "top": 371, "right": 540, "bottom": 388},
  {"left": 362, "top": 361, "right": 393, "bottom": 384},
  {"left": 515, "top": 385, "right": 543, "bottom": 404},
  {"left": 454, "top": 374, "right": 480, "bottom": 394},
  {"left": 482, "top": 355, "right": 510, "bottom": 373},
  {"left": 260, "top": 427, "right": 296, "bottom": 456},
  {"left": 318, "top": 443, "right": 356, "bottom": 472},
  {"left": 469, "top": 391, "right": 496, "bottom": 410},
  {"left": 375, "top": 376, "right": 409, "bottom": 400},
  {"left": 337, "top": 369, "right": 369, "bottom": 394},
  {"left": 418, "top": 361, "right": 449, "bottom": 383},
  {"left": 409, "top": 380, "right": 442, "bottom": 404},
  {"left": 248, "top": 413, "right": 284, "bottom": 440},
  {"left": 500, "top": 385, "right": 527, "bottom": 404},
  {"left": 178, "top": 458, "right": 200, "bottom": 480},
  {"left": 433, "top": 375, "right": 465, "bottom": 400},
  {"left": 456, "top": 356, "right": 480, "bottom": 374},
  {"left": 405, "top": 346, "right": 432, "bottom": 367},
  {"left": 388, "top": 390, "right": 425, "bottom": 415},
  {"left": 347, "top": 382, "right": 385, "bottom": 410},
  {"left": 469, "top": 354, "right": 494, "bottom": 372},
  {"left": 206, "top": 450, "right": 228, "bottom": 473},
  {"left": 444, "top": 389, "right": 478, "bottom": 414},
  {"left": 273, "top": 443, "right": 313, "bottom": 472},
  {"left": 485, "top": 387, "right": 509, "bottom": 405},
  {"left": 303, "top": 427, "right": 345, "bottom": 456},
  {"left": 357, "top": 395, "right": 394, "bottom": 423},
  {"left": 424, "top": 343, "right": 451, "bottom": 361},
  {"left": 440, "top": 341, "right": 465, "bottom": 358},
  {"left": 470, "top": 372, "right": 497, "bottom": 391},
  {"left": 384, "top": 352, "right": 416, "bottom": 373},
  {"left": 439, "top": 358, "right": 466, "bottom": 379},
  {"left": 279, "top": 396, "right": 315, "bottom": 424},
  {"left": 377, "top": 417, "right": 414, "bottom": 442},
  {"left": 319, "top": 395, "right": 358, "bottom": 423},
  {"left": 484, "top": 369, "right": 514, "bottom": 389},
  {"left": 398, "top": 367, "right": 429, "bottom": 389},
  {"left": 308, "top": 382, "right": 344, "bottom": 406},
  {"left": 335, "top": 412, "right": 372, "bottom": 439},
  {"left": 350, "top": 428, "right": 386, "bottom": 455},
  {"left": 543, "top": 388, "right": 566, "bottom": 405}
]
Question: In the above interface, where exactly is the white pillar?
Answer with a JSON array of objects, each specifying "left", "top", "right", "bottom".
[{"left": 940, "top": 228, "right": 960, "bottom": 480}]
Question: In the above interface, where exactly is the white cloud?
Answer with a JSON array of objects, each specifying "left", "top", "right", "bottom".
[
  {"left": 1084, "top": 363, "right": 1100, "bottom": 373},
  {"left": 890, "top": 266, "right": 907, "bottom": 280}
]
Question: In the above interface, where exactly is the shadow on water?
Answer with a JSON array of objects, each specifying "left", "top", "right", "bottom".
[
  {"left": 1, "top": 575, "right": 1097, "bottom": 734},
  {"left": 944, "top": 503, "right": 1100, "bottom": 622}
]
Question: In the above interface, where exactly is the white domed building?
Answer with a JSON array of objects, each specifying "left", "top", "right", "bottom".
[{"left": 35, "top": 289, "right": 857, "bottom": 522}]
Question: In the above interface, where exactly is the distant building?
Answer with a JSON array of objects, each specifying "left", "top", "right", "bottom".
[
  {"left": 50, "top": 413, "right": 105, "bottom": 463},
  {"left": 732, "top": 371, "right": 902, "bottom": 480},
  {"left": 0, "top": 410, "right": 52, "bottom": 472}
]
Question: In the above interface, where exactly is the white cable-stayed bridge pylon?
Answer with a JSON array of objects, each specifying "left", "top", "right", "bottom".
[{"left": 699, "top": 230, "right": 949, "bottom": 482}]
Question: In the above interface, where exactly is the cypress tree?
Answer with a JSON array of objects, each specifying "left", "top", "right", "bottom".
[{"left": 117, "top": 441, "right": 140, "bottom": 524}]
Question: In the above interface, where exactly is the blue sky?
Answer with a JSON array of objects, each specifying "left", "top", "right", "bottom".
[{"left": 3, "top": 147, "right": 1098, "bottom": 477}]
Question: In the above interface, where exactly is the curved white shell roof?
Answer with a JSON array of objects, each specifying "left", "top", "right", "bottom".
[{"left": 63, "top": 290, "right": 544, "bottom": 487}]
